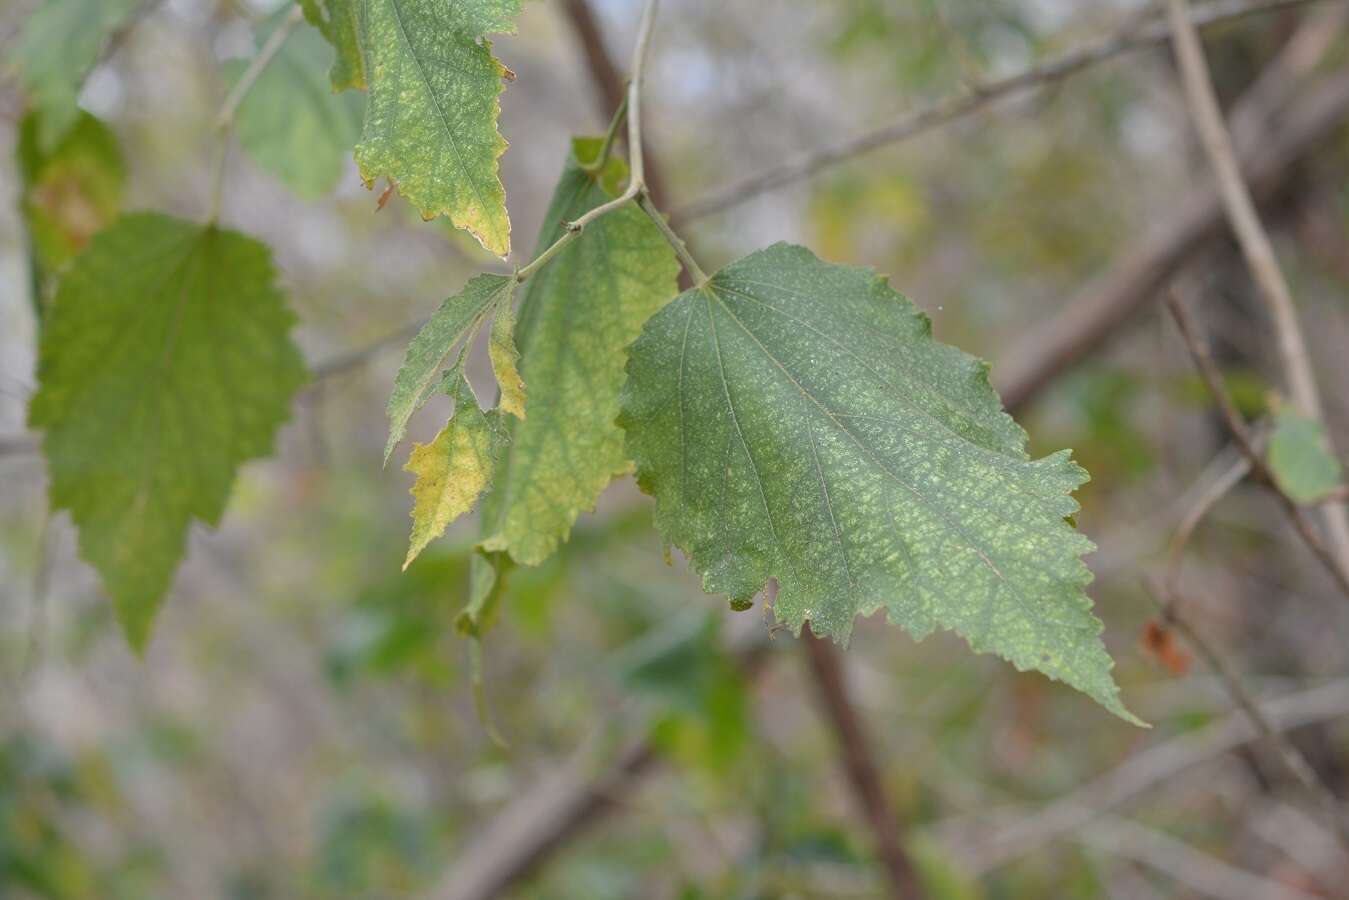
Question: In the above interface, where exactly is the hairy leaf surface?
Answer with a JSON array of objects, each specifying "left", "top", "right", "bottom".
[
  {"left": 385, "top": 273, "right": 513, "bottom": 463},
  {"left": 1269, "top": 411, "right": 1343, "bottom": 504},
  {"left": 619, "top": 243, "right": 1134, "bottom": 720},
  {"left": 10, "top": 0, "right": 139, "bottom": 148},
  {"left": 404, "top": 374, "right": 501, "bottom": 569},
  {"left": 298, "top": 0, "right": 366, "bottom": 90},
  {"left": 28, "top": 214, "right": 307, "bottom": 649},
  {"left": 353, "top": 0, "right": 519, "bottom": 256},
  {"left": 231, "top": 19, "right": 363, "bottom": 200},
  {"left": 479, "top": 139, "right": 678, "bottom": 566}
]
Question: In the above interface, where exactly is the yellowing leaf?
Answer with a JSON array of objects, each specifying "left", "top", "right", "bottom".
[
  {"left": 488, "top": 295, "right": 526, "bottom": 419},
  {"left": 404, "top": 374, "right": 501, "bottom": 569},
  {"left": 619, "top": 243, "right": 1137, "bottom": 722},
  {"left": 353, "top": 0, "right": 520, "bottom": 256},
  {"left": 17, "top": 109, "right": 124, "bottom": 277},
  {"left": 478, "top": 138, "right": 678, "bottom": 565},
  {"left": 28, "top": 214, "right": 307, "bottom": 649}
]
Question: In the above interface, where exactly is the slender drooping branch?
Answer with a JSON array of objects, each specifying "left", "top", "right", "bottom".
[
  {"left": 208, "top": 5, "right": 304, "bottom": 223},
  {"left": 1166, "top": 294, "right": 1349, "bottom": 600},
  {"left": 1165, "top": 0, "right": 1349, "bottom": 572}
]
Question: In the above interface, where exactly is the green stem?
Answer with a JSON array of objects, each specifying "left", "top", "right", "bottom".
[
  {"left": 637, "top": 191, "right": 709, "bottom": 286},
  {"left": 514, "top": 0, "right": 659, "bottom": 283},
  {"left": 208, "top": 5, "right": 303, "bottom": 223}
]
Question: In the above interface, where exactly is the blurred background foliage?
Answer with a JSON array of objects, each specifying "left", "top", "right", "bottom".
[{"left": 2, "top": 0, "right": 1349, "bottom": 897}]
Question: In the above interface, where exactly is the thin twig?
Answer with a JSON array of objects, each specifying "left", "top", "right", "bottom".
[
  {"left": 1164, "top": 439, "right": 1258, "bottom": 602},
  {"left": 803, "top": 626, "right": 926, "bottom": 899},
  {"left": 208, "top": 5, "right": 304, "bottom": 223},
  {"left": 1147, "top": 580, "right": 1349, "bottom": 853},
  {"left": 557, "top": 0, "right": 670, "bottom": 204},
  {"left": 1165, "top": 0, "right": 1349, "bottom": 574},
  {"left": 516, "top": 0, "right": 708, "bottom": 287},
  {"left": 1077, "top": 815, "right": 1322, "bottom": 900},
  {"left": 673, "top": 0, "right": 1320, "bottom": 223},
  {"left": 956, "top": 679, "right": 1349, "bottom": 872},
  {"left": 1165, "top": 294, "right": 1349, "bottom": 599},
  {"left": 513, "top": 0, "right": 659, "bottom": 282},
  {"left": 998, "top": 69, "right": 1349, "bottom": 413}
]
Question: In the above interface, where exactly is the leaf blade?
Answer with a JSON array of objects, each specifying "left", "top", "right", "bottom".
[
  {"left": 28, "top": 213, "right": 307, "bottom": 649},
  {"left": 1268, "top": 411, "right": 1343, "bottom": 504},
  {"left": 352, "top": 0, "right": 518, "bottom": 256},
  {"left": 480, "top": 139, "right": 679, "bottom": 565},
  {"left": 403, "top": 374, "right": 501, "bottom": 569},
  {"left": 231, "top": 19, "right": 364, "bottom": 200},
  {"left": 384, "top": 273, "right": 513, "bottom": 464},
  {"left": 619, "top": 243, "right": 1136, "bottom": 722}
]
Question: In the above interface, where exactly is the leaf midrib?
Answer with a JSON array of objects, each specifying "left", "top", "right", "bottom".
[{"left": 385, "top": 0, "right": 497, "bottom": 240}]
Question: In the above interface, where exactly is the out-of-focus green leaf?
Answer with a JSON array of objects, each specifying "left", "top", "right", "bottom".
[
  {"left": 229, "top": 19, "right": 363, "bottom": 200},
  {"left": 17, "top": 109, "right": 124, "bottom": 277},
  {"left": 8, "top": 0, "right": 140, "bottom": 149},
  {"left": 1268, "top": 411, "right": 1343, "bottom": 504},
  {"left": 28, "top": 214, "right": 307, "bottom": 649},
  {"left": 620, "top": 242, "right": 1137, "bottom": 722}
]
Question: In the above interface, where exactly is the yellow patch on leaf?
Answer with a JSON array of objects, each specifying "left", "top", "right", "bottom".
[{"left": 403, "top": 379, "right": 499, "bottom": 569}]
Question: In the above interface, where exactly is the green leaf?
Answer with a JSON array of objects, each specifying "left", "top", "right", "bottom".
[
  {"left": 479, "top": 138, "right": 678, "bottom": 566},
  {"left": 487, "top": 293, "right": 526, "bottom": 420},
  {"left": 9, "top": 0, "right": 140, "bottom": 149},
  {"left": 229, "top": 19, "right": 364, "bottom": 200},
  {"left": 17, "top": 109, "right": 125, "bottom": 277},
  {"left": 298, "top": 0, "right": 366, "bottom": 90},
  {"left": 1268, "top": 411, "right": 1343, "bottom": 504},
  {"left": 618, "top": 243, "right": 1136, "bottom": 722},
  {"left": 353, "top": 0, "right": 519, "bottom": 256},
  {"left": 403, "top": 374, "right": 502, "bottom": 569},
  {"left": 384, "top": 273, "right": 513, "bottom": 464},
  {"left": 28, "top": 213, "right": 307, "bottom": 649}
]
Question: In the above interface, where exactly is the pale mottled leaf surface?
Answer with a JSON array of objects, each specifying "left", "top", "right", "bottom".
[
  {"left": 298, "top": 0, "right": 366, "bottom": 90},
  {"left": 28, "top": 214, "right": 307, "bottom": 649},
  {"left": 1269, "top": 412, "right": 1343, "bottom": 504},
  {"left": 230, "top": 19, "right": 363, "bottom": 200},
  {"left": 479, "top": 139, "right": 678, "bottom": 566},
  {"left": 619, "top": 243, "right": 1135, "bottom": 721},
  {"left": 384, "top": 273, "right": 513, "bottom": 463},
  {"left": 9, "top": 0, "right": 139, "bottom": 148},
  {"left": 353, "top": 0, "right": 519, "bottom": 256},
  {"left": 404, "top": 375, "right": 502, "bottom": 569}
]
